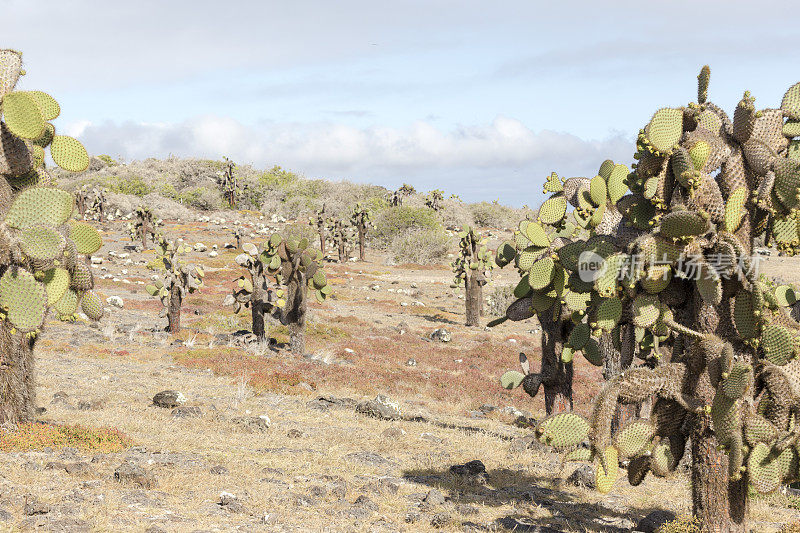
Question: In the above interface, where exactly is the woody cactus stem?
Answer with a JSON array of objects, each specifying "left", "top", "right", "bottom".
[
  {"left": 350, "top": 203, "right": 370, "bottom": 261},
  {"left": 0, "top": 49, "right": 103, "bottom": 422},
  {"left": 145, "top": 237, "right": 204, "bottom": 334},
  {"left": 225, "top": 241, "right": 285, "bottom": 342},
  {"left": 328, "top": 217, "right": 348, "bottom": 263},
  {"left": 221, "top": 157, "right": 237, "bottom": 208},
  {"left": 451, "top": 226, "right": 493, "bottom": 326},
  {"left": 261, "top": 234, "right": 330, "bottom": 355},
  {"left": 425, "top": 189, "right": 444, "bottom": 212}
]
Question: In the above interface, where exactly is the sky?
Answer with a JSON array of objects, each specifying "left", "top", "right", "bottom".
[{"left": 4, "top": 0, "right": 799, "bottom": 206}]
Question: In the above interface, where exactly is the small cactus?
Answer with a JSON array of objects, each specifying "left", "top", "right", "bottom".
[
  {"left": 327, "top": 216, "right": 349, "bottom": 263},
  {"left": 224, "top": 241, "right": 285, "bottom": 342},
  {"left": 220, "top": 156, "right": 238, "bottom": 208},
  {"left": 314, "top": 204, "right": 327, "bottom": 255},
  {"left": 425, "top": 189, "right": 444, "bottom": 212},
  {"left": 145, "top": 236, "right": 204, "bottom": 334},
  {"left": 451, "top": 226, "right": 492, "bottom": 326},
  {"left": 127, "top": 206, "right": 159, "bottom": 249}
]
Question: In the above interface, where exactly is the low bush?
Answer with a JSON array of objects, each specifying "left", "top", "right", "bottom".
[
  {"left": 388, "top": 228, "right": 450, "bottom": 265},
  {"left": 0, "top": 423, "right": 133, "bottom": 452},
  {"left": 372, "top": 206, "right": 442, "bottom": 248},
  {"left": 469, "top": 201, "right": 524, "bottom": 229},
  {"left": 486, "top": 284, "right": 516, "bottom": 318}
]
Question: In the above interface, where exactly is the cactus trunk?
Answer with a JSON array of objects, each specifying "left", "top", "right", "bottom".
[
  {"left": 286, "top": 271, "right": 307, "bottom": 355},
  {"left": 338, "top": 239, "right": 346, "bottom": 263},
  {"left": 0, "top": 327, "right": 36, "bottom": 424},
  {"left": 539, "top": 309, "right": 573, "bottom": 414},
  {"left": 318, "top": 230, "right": 325, "bottom": 256},
  {"left": 251, "top": 280, "right": 267, "bottom": 342},
  {"left": 357, "top": 225, "right": 365, "bottom": 261},
  {"left": 465, "top": 272, "right": 482, "bottom": 327},
  {"left": 167, "top": 284, "right": 181, "bottom": 333}
]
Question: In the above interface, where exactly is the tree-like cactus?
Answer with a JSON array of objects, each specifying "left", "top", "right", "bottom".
[
  {"left": 425, "top": 189, "right": 444, "bottom": 212},
  {"left": 233, "top": 227, "right": 243, "bottom": 250},
  {"left": 127, "top": 206, "right": 159, "bottom": 249},
  {"left": 314, "top": 204, "right": 327, "bottom": 255},
  {"left": 0, "top": 49, "right": 103, "bottom": 423},
  {"left": 350, "top": 203, "right": 370, "bottom": 262},
  {"left": 74, "top": 186, "right": 88, "bottom": 218},
  {"left": 328, "top": 216, "right": 349, "bottom": 263},
  {"left": 262, "top": 234, "right": 331, "bottom": 354},
  {"left": 224, "top": 241, "right": 285, "bottom": 342},
  {"left": 451, "top": 226, "right": 493, "bottom": 326},
  {"left": 88, "top": 187, "right": 106, "bottom": 222},
  {"left": 145, "top": 236, "right": 204, "bottom": 334},
  {"left": 220, "top": 156, "right": 238, "bottom": 208},
  {"left": 499, "top": 67, "right": 800, "bottom": 532}
]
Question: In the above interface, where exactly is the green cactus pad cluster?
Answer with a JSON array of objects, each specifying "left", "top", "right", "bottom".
[
  {"left": 494, "top": 66, "right": 800, "bottom": 503},
  {"left": 145, "top": 236, "right": 205, "bottom": 326}
]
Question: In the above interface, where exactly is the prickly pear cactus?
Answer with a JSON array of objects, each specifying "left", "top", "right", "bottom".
[
  {"left": 261, "top": 233, "right": 330, "bottom": 355},
  {"left": 224, "top": 241, "right": 286, "bottom": 341},
  {"left": 127, "top": 206, "right": 160, "bottom": 248},
  {"left": 145, "top": 236, "right": 204, "bottom": 333},
  {"left": 327, "top": 216, "right": 349, "bottom": 263},
  {"left": 451, "top": 226, "right": 493, "bottom": 326},
  {"left": 0, "top": 49, "right": 103, "bottom": 423},
  {"left": 425, "top": 189, "right": 444, "bottom": 212},
  {"left": 350, "top": 203, "right": 371, "bottom": 261},
  {"left": 314, "top": 204, "right": 327, "bottom": 255},
  {"left": 506, "top": 67, "right": 800, "bottom": 531},
  {"left": 220, "top": 156, "right": 238, "bottom": 208}
]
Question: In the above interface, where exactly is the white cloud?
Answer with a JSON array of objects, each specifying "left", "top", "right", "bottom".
[{"left": 73, "top": 115, "right": 633, "bottom": 205}]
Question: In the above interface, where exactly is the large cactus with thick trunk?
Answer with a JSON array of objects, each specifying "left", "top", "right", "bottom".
[
  {"left": 451, "top": 226, "right": 493, "bottom": 326},
  {"left": 350, "top": 203, "right": 370, "bottom": 262},
  {"left": 502, "top": 67, "right": 800, "bottom": 532},
  {"left": 145, "top": 236, "right": 204, "bottom": 333},
  {"left": 0, "top": 49, "right": 103, "bottom": 423},
  {"left": 224, "top": 241, "right": 285, "bottom": 342},
  {"left": 261, "top": 234, "right": 331, "bottom": 355}
]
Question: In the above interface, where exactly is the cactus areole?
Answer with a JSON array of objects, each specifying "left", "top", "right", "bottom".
[
  {"left": 0, "top": 49, "right": 103, "bottom": 423},
  {"left": 496, "top": 67, "right": 800, "bottom": 531}
]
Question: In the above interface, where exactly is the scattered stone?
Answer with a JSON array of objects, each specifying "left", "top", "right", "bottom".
[
  {"left": 456, "top": 504, "right": 479, "bottom": 516},
  {"left": 152, "top": 390, "right": 186, "bottom": 408},
  {"left": 65, "top": 462, "right": 92, "bottom": 475},
  {"left": 356, "top": 395, "right": 402, "bottom": 420},
  {"left": 449, "top": 460, "right": 487, "bottom": 485},
  {"left": 78, "top": 399, "right": 106, "bottom": 411},
  {"left": 193, "top": 242, "right": 207, "bottom": 252},
  {"left": 145, "top": 526, "right": 167, "bottom": 533},
  {"left": 381, "top": 427, "right": 405, "bottom": 439},
  {"left": 430, "top": 328, "right": 451, "bottom": 342},
  {"left": 296, "top": 381, "right": 314, "bottom": 391},
  {"left": 287, "top": 428, "right": 305, "bottom": 438},
  {"left": 353, "top": 494, "right": 378, "bottom": 512},
  {"left": 210, "top": 465, "right": 229, "bottom": 475},
  {"left": 219, "top": 491, "right": 246, "bottom": 513},
  {"left": 114, "top": 462, "right": 156, "bottom": 489},
  {"left": 0, "top": 509, "right": 11, "bottom": 522},
  {"left": 90, "top": 256, "right": 103, "bottom": 265},
  {"left": 106, "top": 295, "right": 124, "bottom": 308},
  {"left": 566, "top": 465, "right": 595, "bottom": 489},
  {"left": 635, "top": 510, "right": 677, "bottom": 533},
  {"left": 23, "top": 498, "right": 50, "bottom": 516},
  {"left": 171, "top": 406, "right": 203, "bottom": 418},
  {"left": 422, "top": 489, "right": 446, "bottom": 507},
  {"left": 405, "top": 358, "right": 416, "bottom": 366},
  {"left": 44, "top": 461, "right": 67, "bottom": 471},
  {"left": 231, "top": 415, "right": 271, "bottom": 432},
  {"left": 344, "top": 451, "right": 394, "bottom": 467},
  {"left": 430, "top": 513, "right": 451, "bottom": 528},
  {"left": 209, "top": 250, "right": 218, "bottom": 257}
]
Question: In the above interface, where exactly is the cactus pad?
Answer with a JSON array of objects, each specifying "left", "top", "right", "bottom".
[
  {"left": 80, "top": 290, "right": 104, "bottom": 320},
  {"left": 528, "top": 257, "right": 555, "bottom": 290},
  {"left": 18, "top": 226, "right": 64, "bottom": 261},
  {"left": 500, "top": 370, "right": 525, "bottom": 389},
  {"left": 67, "top": 220, "right": 103, "bottom": 255},
  {"left": 660, "top": 210, "right": 709, "bottom": 239},
  {"left": 50, "top": 135, "right": 90, "bottom": 173},
  {"left": 536, "top": 412, "right": 590, "bottom": 449},
  {"left": 632, "top": 294, "right": 660, "bottom": 328},
  {"left": 748, "top": 442, "right": 780, "bottom": 494},
  {"left": 650, "top": 441, "right": 676, "bottom": 477},
  {"left": 5, "top": 187, "right": 73, "bottom": 229},
  {"left": 27, "top": 91, "right": 60, "bottom": 121},
  {"left": 644, "top": 108, "right": 683, "bottom": 154},
  {"left": 54, "top": 287, "right": 79, "bottom": 318},
  {"left": 567, "top": 322, "right": 590, "bottom": 350},
  {"left": 614, "top": 420, "right": 656, "bottom": 458},
  {"left": 722, "top": 362, "right": 753, "bottom": 399},
  {"left": 595, "top": 446, "right": 619, "bottom": 493},
  {"left": 539, "top": 194, "right": 567, "bottom": 225},
  {"left": 42, "top": 268, "right": 70, "bottom": 305},
  {"left": 782, "top": 82, "right": 800, "bottom": 120},
  {"left": 524, "top": 221, "right": 550, "bottom": 248},
  {"left": 543, "top": 172, "right": 563, "bottom": 193},
  {"left": 595, "top": 298, "right": 622, "bottom": 331},
  {"left": 2, "top": 91, "right": 46, "bottom": 140},
  {"left": 641, "top": 265, "right": 672, "bottom": 294},
  {"left": 616, "top": 195, "right": 656, "bottom": 230},
  {"left": 775, "top": 285, "right": 798, "bottom": 307},
  {"left": 563, "top": 447, "right": 593, "bottom": 464},
  {"left": 762, "top": 324, "right": 794, "bottom": 366},
  {"left": 0, "top": 268, "right": 46, "bottom": 332}
]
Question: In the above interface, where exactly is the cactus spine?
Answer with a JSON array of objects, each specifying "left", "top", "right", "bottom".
[
  {"left": 226, "top": 242, "right": 285, "bottom": 342},
  {"left": 0, "top": 49, "right": 102, "bottom": 422},
  {"left": 145, "top": 236, "right": 204, "bottom": 333},
  {"left": 350, "top": 203, "right": 370, "bottom": 262},
  {"left": 451, "top": 226, "right": 493, "bottom": 326}
]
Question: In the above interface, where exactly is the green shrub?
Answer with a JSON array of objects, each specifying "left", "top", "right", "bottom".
[
  {"left": 372, "top": 206, "right": 441, "bottom": 248},
  {"left": 486, "top": 285, "right": 516, "bottom": 318},
  {"left": 259, "top": 165, "right": 301, "bottom": 188},
  {"left": 97, "top": 154, "right": 118, "bottom": 166},
  {"left": 388, "top": 228, "right": 449, "bottom": 265},
  {"left": 158, "top": 183, "right": 178, "bottom": 199},
  {"left": 177, "top": 186, "right": 220, "bottom": 210},
  {"left": 113, "top": 176, "right": 153, "bottom": 197},
  {"left": 469, "top": 201, "right": 522, "bottom": 229},
  {"left": 281, "top": 222, "right": 317, "bottom": 244}
]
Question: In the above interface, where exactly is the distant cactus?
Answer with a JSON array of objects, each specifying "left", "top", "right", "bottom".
[
  {"left": 451, "top": 226, "right": 493, "bottom": 326},
  {"left": 328, "top": 216, "right": 349, "bottom": 263},
  {"left": 127, "top": 206, "right": 159, "bottom": 248},
  {"left": 88, "top": 187, "right": 106, "bottom": 221},
  {"left": 389, "top": 190, "right": 402, "bottom": 207},
  {"left": 75, "top": 186, "right": 88, "bottom": 218},
  {"left": 264, "top": 234, "right": 331, "bottom": 354},
  {"left": 350, "top": 203, "right": 371, "bottom": 261},
  {"left": 495, "top": 67, "right": 800, "bottom": 532},
  {"left": 220, "top": 156, "right": 238, "bottom": 208},
  {"left": 145, "top": 236, "right": 204, "bottom": 333},
  {"left": 0, "top": 49, "right": 102, "bottom": 423},
  {"left": 225, "top": 242, "right": 285, "bottom": 342},
  {"left": 425, "top": 189, "right": 444, "bottom": 212},
  {"left": 314, "top": 204, "right": 327, "bottom": 255},
  {"left": 399, "top": 183, "right": 415, "bottom": 196},
  {"left": 233, "top": 227, "right": 243, "bottom": 250}
]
